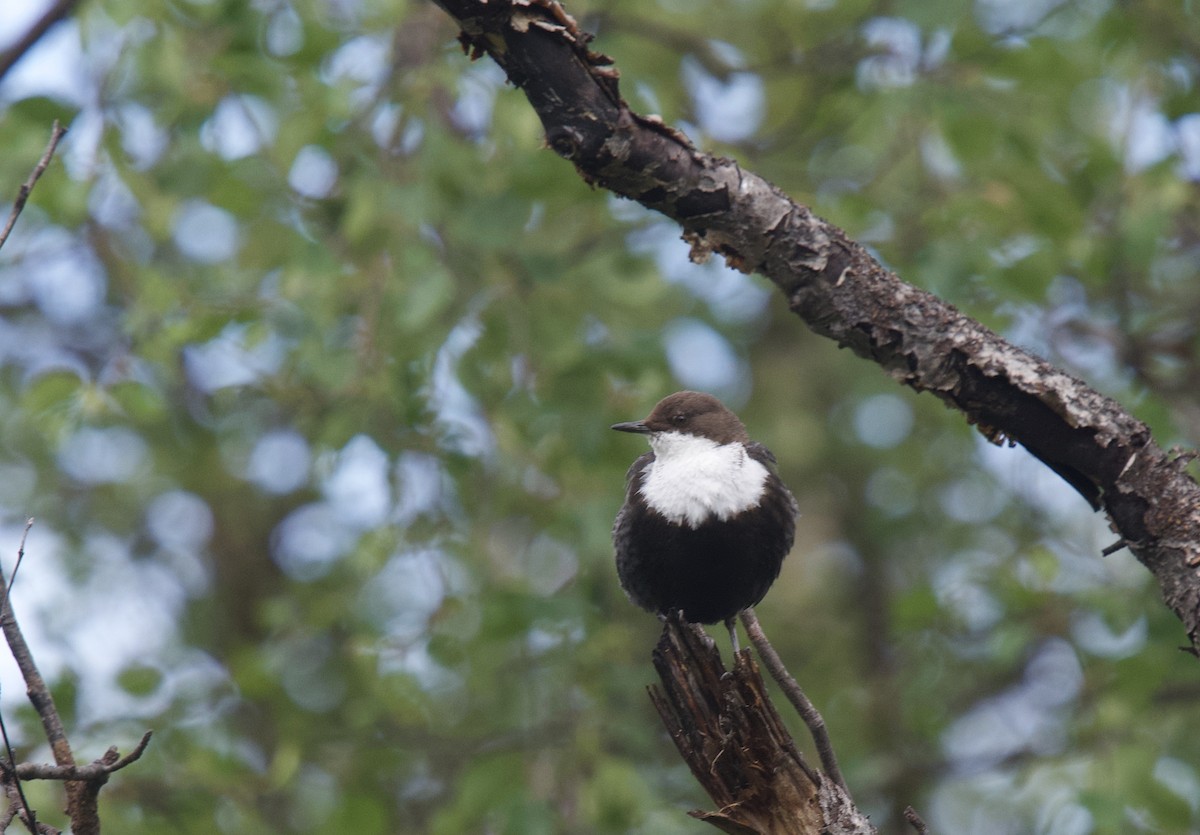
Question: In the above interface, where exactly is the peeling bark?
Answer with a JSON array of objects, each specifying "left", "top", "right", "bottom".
[{"left": 431, "top": 0, "right": 1200, "bottom": 650}]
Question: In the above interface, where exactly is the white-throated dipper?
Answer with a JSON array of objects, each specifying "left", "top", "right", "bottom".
[{"left": 611, "top": 391, "right": 798, "bottom": 649}]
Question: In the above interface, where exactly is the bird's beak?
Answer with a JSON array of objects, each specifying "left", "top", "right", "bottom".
[{"left": 611, "top": 420, "right": 650, "bottom": 434}]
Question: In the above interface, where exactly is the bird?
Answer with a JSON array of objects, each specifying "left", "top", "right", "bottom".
[{"left": 611, "top": 390, "right": 798, "bottom": 651}]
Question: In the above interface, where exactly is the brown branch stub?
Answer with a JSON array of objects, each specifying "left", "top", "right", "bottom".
[
  {"left": 903, "top": 805, "right": 930, "bottom": 834},
  {"left": 0, "top": 121, "right": 69, "bottom": 253},
  {"left": 430, "top": 0, "right": 1200, "bottom": 652},
  {"left": 15, "top": 731, "right": 153, "bottom": 783},
  {"left": 1101, "top": 539, "right": 1128, "bottom": 557},
  {"left": 57, "top": 733, "right": 152, "bottom": 835},
  {"left": 649, "top": 614, "right": 874, "bottom": 834}
]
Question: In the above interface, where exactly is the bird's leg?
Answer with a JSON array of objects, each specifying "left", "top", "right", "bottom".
[{"left": 725, "top": 616, "right": 740, "bottom": 654}]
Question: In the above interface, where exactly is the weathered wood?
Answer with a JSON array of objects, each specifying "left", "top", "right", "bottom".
[{"left": 649, "top": 616, "right": 874, "bottom": 835}]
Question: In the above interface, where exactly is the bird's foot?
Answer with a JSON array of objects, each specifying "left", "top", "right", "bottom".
[{"left": 725, "top": 616, "right": 740, "bottom": 655}]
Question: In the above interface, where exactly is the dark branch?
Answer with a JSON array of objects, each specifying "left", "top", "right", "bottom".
[
  {"left": 429, "top": 0, "right": 1200, "bottom": 651},
  {"left": 0, "top": 0, "right": 83, "bottom": 84},
  {"left": 1101, "top": 539, "right": 1128, "bottom": 557},
  {"left": 904, "top": 805, "right": 930, "bottom": 834},
  {"left": 0, "top": 122, "right": 68, "bottom": 252}
]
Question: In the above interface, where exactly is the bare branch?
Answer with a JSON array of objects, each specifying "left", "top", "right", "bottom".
[
  {"left": 904, "top": 805, "right": 930, "bottom": 834},
  {"left": 741, "top": 608, "right": 847, "bottom": 794},
  {"left": 0, "top": 522, "right": 76, "bottom": 774},
  {"left": 0, "top": 778, "right": 60, "bottom": 835},
  {"left": 0, "top": 0, "right": 83, "bottom": 84},
  {"left": 0, "top": 521, "right": 42, "bottom": 835},
  {"left": 0, "top": 778, "right": 58, "bottom": 835},
  {"left": 0, "top": 122, "right": 68, "bottom": 253},
  {"left": 0, "top": 794, "right": 16, "bottom": 831},
  {"left": 15, "top": 732, "right": 153, "bottom": 783},
  {"left": 0, "top": 526, "right": 153, "bottom": 833},
  {"left": 0, "top": 779, "right": 24, "bottom": 834},
  {"left": 1101, "top": 539, "right": 1128, "bottom": 557},
  {"left": 429, "top": 0, "right": 1200, "bottom": 651}
]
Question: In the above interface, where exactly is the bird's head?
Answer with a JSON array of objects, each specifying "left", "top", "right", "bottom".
[{"left": 611, "top": 391, "right": 749, "bottom": 448}]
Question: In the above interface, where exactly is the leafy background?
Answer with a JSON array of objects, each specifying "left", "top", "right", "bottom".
[{"left": 1, "top": 0, "right": 1199, "bottom": 832}]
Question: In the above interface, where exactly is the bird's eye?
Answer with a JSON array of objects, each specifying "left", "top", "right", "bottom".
[{"left": 673, "top": 413, "right": 686, "bottom": 424}]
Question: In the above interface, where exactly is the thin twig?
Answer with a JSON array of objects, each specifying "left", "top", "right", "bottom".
[
  {"left": 0, "top": 519, "right": 73, "bottom": 768},
  {"left": 1101, "top": 539, "right": 1127, "bottom": 557},
  {"left": 0, "top": 777, "right": 23, "bottom": 834},
  {"left": 15, "top": 732, "right": 152, "bottom": 782},
  {"left": 4, "top": 520, "right": 31, "bottom": 608},
  {"left": 740, "top": 607, "right": 848, "bottom": 793},
  {"left": 0, "top": 793, "right": 17, "bottom": 831},
  {"left": 0, "top": 122, "right": 68, "bottom": 253},
  {"left": 0, "top": 777, "right": 55, "bottom": 835},
  {"left": 903, "top": 805, "right": 930, "bottom": 834},
  {"left": 0, "top": 527, "right": 152, "bottom": 835},
  {"left": 0, "top": 521, "right": 37, "bottom": 835},
  {"left": 0, "top": 0, "right": 83, "bottom": 83},
  {"left": 0, "top": 522, "right": 77, "bottom": 802}
]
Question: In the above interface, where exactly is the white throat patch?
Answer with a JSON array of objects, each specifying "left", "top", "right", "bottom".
[{"left": 639, "top": 431, "right": 769, "bottom": 528}]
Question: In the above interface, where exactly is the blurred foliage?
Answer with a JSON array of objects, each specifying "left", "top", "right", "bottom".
[{"left": 0, "top": 0, "right": 1199, "bottom": 832}]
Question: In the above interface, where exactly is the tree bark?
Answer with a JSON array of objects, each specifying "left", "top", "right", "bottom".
[
  {"left": 430, "top": 0, "right": 1200, "bottom": 651},
  {"left": 650, "top": 617, "right": 875, "bottom": 834}
]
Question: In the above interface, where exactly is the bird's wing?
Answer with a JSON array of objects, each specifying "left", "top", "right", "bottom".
[
  {"left": 746, "top": 441, "right": 778, "bottom": 468},
  {"left": 614, "top": 452, "right": 654, "bottom": 541},
  {"left": 624, "top": 451, "right": 654, "bottom": 494},
  {"left": 747, "top": 442, "right": 799, "bottom": 516}
]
